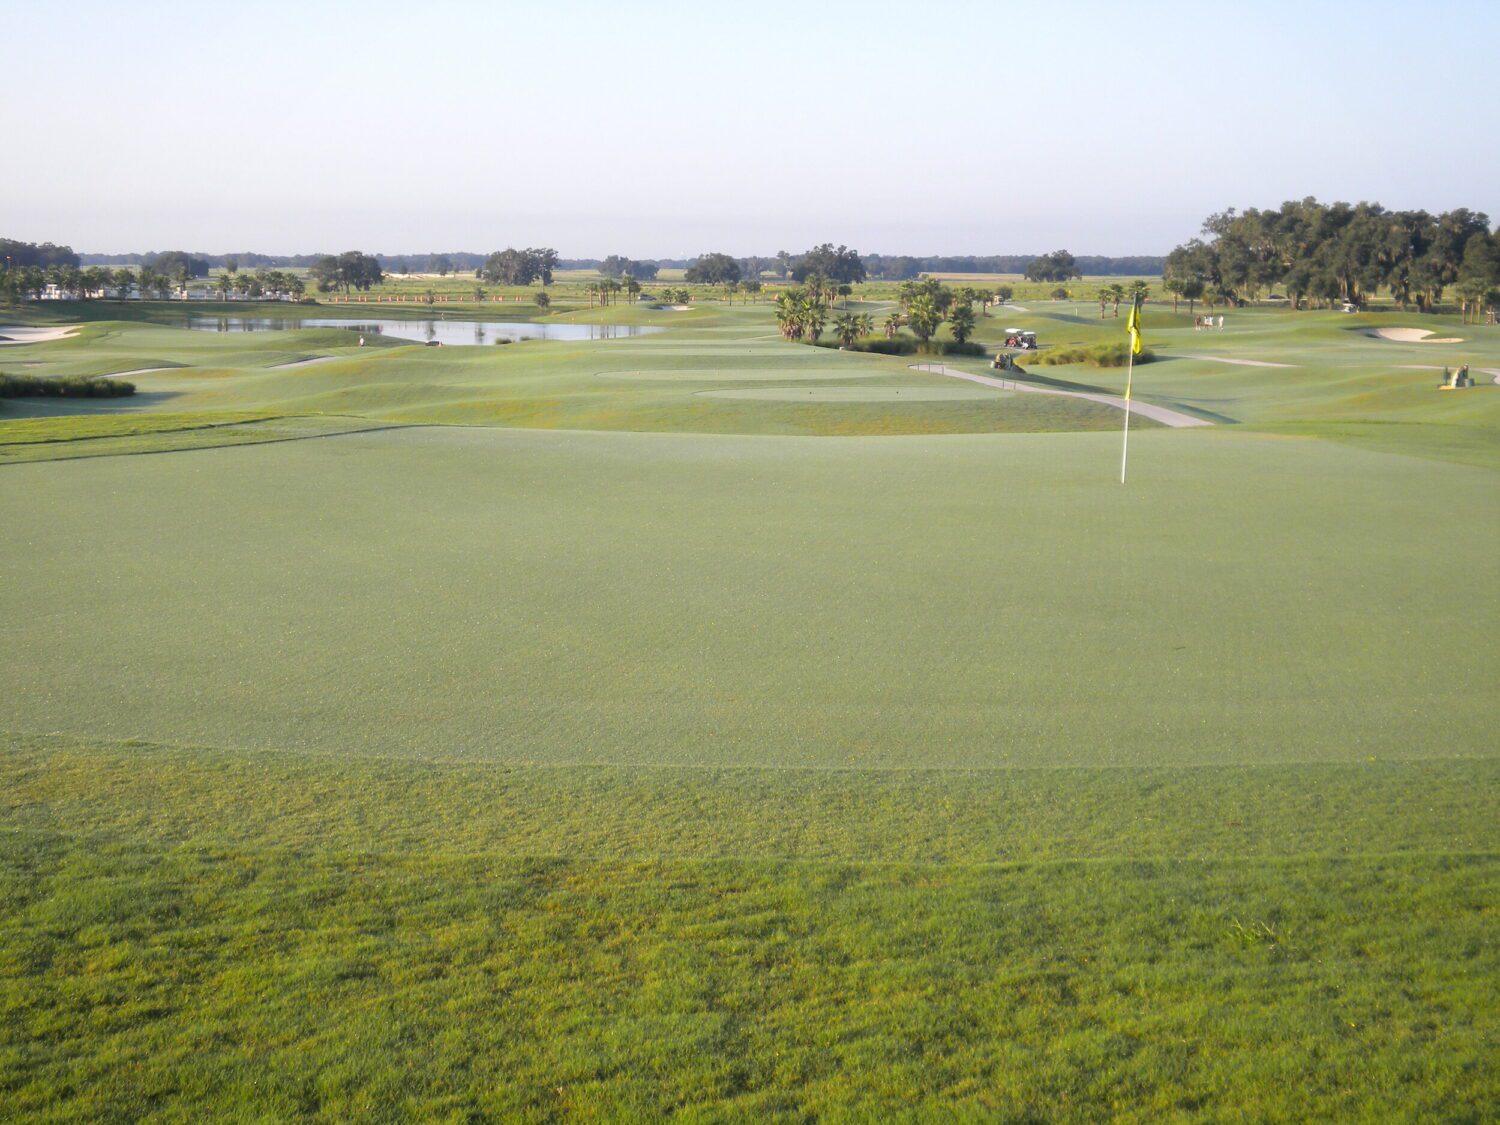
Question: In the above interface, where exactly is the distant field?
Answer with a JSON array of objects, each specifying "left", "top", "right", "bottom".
[{"left": 1, "top": 293, "right": 1496, "bottom": 1118}]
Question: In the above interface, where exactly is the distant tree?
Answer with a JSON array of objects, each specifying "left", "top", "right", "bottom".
[
  {"left": 1180, "top": 276, "right": 1205, "bottom": 315},
  {"left": 883, "top": 311, "right": 902, "bottom": 338},
  {"left": 1050, "top": 286, "right": 1071, "bottom": 300},
  {"left": 428, "top": 253, "right": 454, "bottom": 276},
  {"left": 994, "top": 284, "right": 1014, "bottom": 304},
  {"left": 836, "top": 283, "right": 853, "bottom": 308},
  {"left": 1128, "top": 279, "right": 1151, "bottom": 305},
  {"left": 625, "top": 277, "right": 641, "bottom": 302},
  {"left": 481, "top": 249, "right": 534, "bottom": 286},
  {"left": 480, "top": 247, "right": 557, "bottom": 286},
  {"left": 600, "top": 255, "right": 658, "bottom": 281},
  {"left": 223, "top": 255, "right": 239, "bottom": 274},
  {"left": 775, "top": 250, "right": 792, "bottom": 280},
  {"left": 1025, "top": 250, "right": 1080, "bottom": 283},
  {"left": 1097, "top": 287, "right": 1112, "bottom": 318},
  {"left": 1108, "top": 283, "right": 1125, "bottom": 317},
  {"left": 530, "top": 247, "right": 559, "bottom": 285},
  {"left": 741, "top": 278, "right": 761, "bottom": 302},
  {"left": 214, "top": 274, "right": 234, "bottom": 300},
  {"left": 534, "top": 291, "right": 551, "bottom": 311},
  {"left": 147, "top": 250, "right": 209, "bottom": 283},
  {"left": 684, "top": 252, "right": 742, "bottom": 285},
  {"left": 792, "top": 244, "right": 866, "bottom": 284},
  {"left": 948, "top": 303, "right": 976, "bottom": 343}
]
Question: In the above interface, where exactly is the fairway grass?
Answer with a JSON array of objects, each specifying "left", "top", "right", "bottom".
[{"left": 2, "top": 295, "right": 1497, "bottom": 1118}]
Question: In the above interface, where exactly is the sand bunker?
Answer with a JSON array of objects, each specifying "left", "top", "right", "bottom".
[
  {"left": 696, "top": 386, "right": 999, "bottom": 403},
  {"left": 1369, "top": 328, "right": 1464, "bottom": 344},
  {"left": 0, "top": 325, "right": 80, "bottom": 346},
  {"left": 599, "top": 367, "right": 876, "bottom": 382}
]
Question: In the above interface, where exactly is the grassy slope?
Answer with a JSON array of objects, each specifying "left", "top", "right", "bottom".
[{"left": 1, "top": 296, "right": 1497, "bottom": 1119}]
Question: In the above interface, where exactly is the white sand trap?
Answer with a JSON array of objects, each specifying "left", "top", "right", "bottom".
[
  {"left": 651, "top": 304, "right": 694, "bottom": 312},
  {"left": 600, "top": 367, "right": 877, "bottom": 382},
  {"left": 697, "top": 385, "right": 999, "bottom": 403},
  {"left": 0, "top": 325, "right": 81, "bottom": 346},
  {"left": 1369, "top": 328, "right": 1464, "bottom": 343},
  {"left": 1193, "top": 355, "right": 1298, "bottom": 368}
]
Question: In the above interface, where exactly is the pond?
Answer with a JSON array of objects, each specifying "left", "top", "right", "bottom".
[{"left": 186, "top": 317, "right": 660, "bottom": 346}]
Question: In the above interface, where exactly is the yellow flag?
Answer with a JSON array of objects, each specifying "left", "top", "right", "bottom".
[{"left": 1125, "top": 296, "right": 1144, "bottom": 356}]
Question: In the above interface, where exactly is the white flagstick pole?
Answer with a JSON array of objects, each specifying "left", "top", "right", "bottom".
[{"left": 1119, "top": 337, "right": 1135, "bottom": 484}]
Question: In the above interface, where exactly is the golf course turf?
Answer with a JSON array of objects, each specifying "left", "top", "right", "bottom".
[{"left": 1, "top": 294, "right": 1496, "bottom": 1120}]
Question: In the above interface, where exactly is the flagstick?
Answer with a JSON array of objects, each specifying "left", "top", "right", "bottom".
[{"left": 1119, "top": 344, "right": 1135, "bottom": 484}]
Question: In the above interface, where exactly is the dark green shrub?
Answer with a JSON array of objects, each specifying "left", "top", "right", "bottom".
[
  {"left": 0, "top": 373, "right": 136, "bottom": 398},
  {"left": 1030, "top": 342, "right": 1154, "bottom": 368}
]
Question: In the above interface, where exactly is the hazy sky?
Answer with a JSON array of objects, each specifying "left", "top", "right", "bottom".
[{"left": 6, "top": 0, "right": 1497, "bottom": 257}]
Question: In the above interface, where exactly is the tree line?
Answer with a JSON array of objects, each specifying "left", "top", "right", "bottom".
[
  {"left": 478, "top": 248, "right": 560, "bottom": 286},
  {"left": 1164, "top": 198, "right": 1500, "bottom": 315}
]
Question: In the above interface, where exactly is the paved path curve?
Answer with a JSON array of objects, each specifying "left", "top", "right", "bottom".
[{"left": 909, "top": 363, "right": 1213, "bottom": 428}]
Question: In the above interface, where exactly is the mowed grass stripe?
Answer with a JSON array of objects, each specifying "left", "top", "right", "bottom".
[{"left": 4, "top": 733, "right": 1494, "bottom": 864}]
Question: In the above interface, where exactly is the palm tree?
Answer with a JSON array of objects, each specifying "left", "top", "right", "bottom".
[
  {"left": 907, "top": 294, "right": 943, "bottom": 344},
  {"left": 775, "top": 290, "right": 802, "bottom": 339},
  {"left": 801, "top": 297, "right": 827, "bottom": 344},
  {"left": 625, "top": 277, "right": 641, "bottom": 303},
  {"left": 837, "top": 283, "right": 853, "bottom": 309},
  {"left": 1162, "top": 275, "right": 1183, "bottom": 312},
  {"left": 883, "top": 312, "right": 902, "bottom": 338},
  {"left": 585, "top": 282, "right": 599, "bottom": 309},
  {"left": 856, "top": 313, "right": 874, "bottom": 337},
  {"left": 724, "top": 280, "right": 739, "bottom": 304},
  {"left": 948, "top": 304, "right": 977, "bottom": 344},
  {"left": 1097, "top": 288, "right": 1112, "bottom": 318},
  {"left": 215, "top": 274, "right": 234, "bottom": 301},
  {"left": 833, "top": 313, "right": 860, "bottom": 347},
  {"left": 1108, "top": 283, "right": 1126, "bottom": 317},
  {"left": 1129, "top": 280, "right": 1151, "bottom": 305}
]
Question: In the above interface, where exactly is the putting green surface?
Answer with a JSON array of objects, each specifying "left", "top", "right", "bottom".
[{"left": 2, "top": 296, "right": 1497, "bottom": 1119}]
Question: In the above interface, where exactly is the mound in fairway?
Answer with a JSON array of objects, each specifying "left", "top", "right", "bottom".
[
  {"left": 696, "top": 384, "right": 1001, "bottom": 401},
  {"left": 597, "top": 366, "right": 879, "bottom": 381}
]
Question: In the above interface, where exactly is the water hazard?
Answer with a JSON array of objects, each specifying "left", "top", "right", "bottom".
[{"left": 186, "top": 317, "right": 660, "bottom": 347}]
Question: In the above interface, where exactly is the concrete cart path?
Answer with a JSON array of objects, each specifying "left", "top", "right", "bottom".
[{"left": 910, "top": 363, "right": 1214, "bottom": 428}]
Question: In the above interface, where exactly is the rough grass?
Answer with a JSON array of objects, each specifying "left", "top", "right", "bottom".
[
  {"left": 0, "top": 414, "right": 405, "bottom": 463},
  {"left": 2, "top": 732, "right": 1494, "bottom": 1122}
]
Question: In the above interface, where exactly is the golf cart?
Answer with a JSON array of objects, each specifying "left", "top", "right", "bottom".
[{"left": 1000, "top": 329, "right": 1037, "bottom": 350}]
